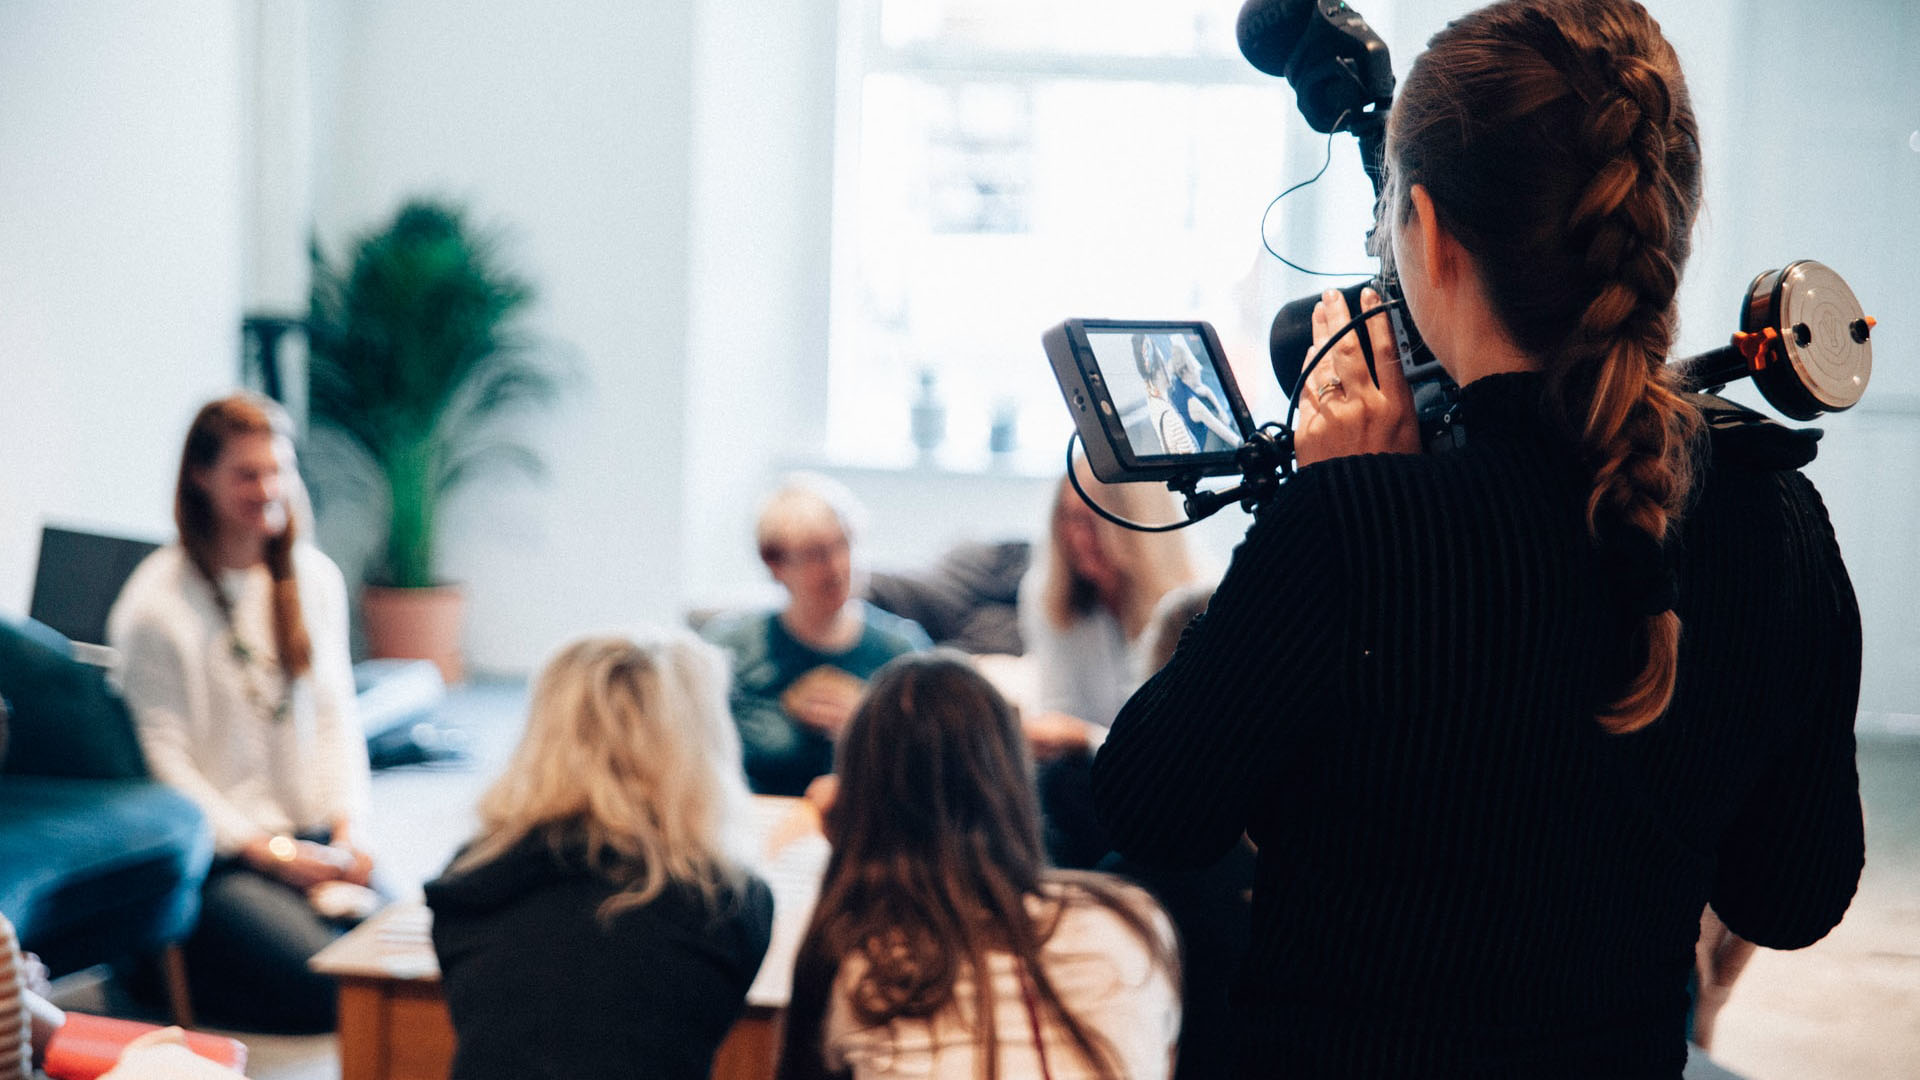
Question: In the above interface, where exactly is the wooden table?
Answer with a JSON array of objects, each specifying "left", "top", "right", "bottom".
[{"left": 310, "top": 797, "right": 829, "bottom": 1080}]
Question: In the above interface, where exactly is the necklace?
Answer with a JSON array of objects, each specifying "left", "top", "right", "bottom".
[{"left": 216, "top": 579, "right": 293, "bottom": 725}]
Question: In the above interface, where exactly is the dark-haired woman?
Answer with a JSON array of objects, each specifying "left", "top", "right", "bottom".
[
  {"left": 1093, "top": 0, "right": 1863, "bottom": 1074},
  {"left": 109, "top": 393, "right": 373, "bottom": 1032},
  {"left": 779, "top": 652, "right": 1181, "bottom": 1080}
]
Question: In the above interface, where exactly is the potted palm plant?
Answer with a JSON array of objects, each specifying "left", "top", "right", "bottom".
[{"left": 306, "top": 199, "right": 561, "bottom": 682}]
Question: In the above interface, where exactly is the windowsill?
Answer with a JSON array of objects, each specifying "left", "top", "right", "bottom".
[{"left": 799, "top": 450, "right": 1065, "bottom": 483}]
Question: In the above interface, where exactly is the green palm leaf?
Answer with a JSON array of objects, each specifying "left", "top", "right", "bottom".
[{"left": 307, "top": 200, "right": 563, "bottom": 588}]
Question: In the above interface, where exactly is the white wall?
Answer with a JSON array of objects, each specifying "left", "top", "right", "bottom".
[
  {"left": 1681, "top": 0, "right": 1920, "bottom": 720},
  {"left": 0, "top": 1, "right": 246, "bottom": 611},
  {"left": 682, "top": 0, "right": 842, "bottom": 608},
  {"left": 306, "top": 0, "right": 700, "bottom": 673},
  {"left": 4, "top": 0, "right": 1914, "bottom": 711}
]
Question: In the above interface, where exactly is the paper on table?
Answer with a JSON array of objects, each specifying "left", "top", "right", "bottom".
[{"left": 744, "top": 796, "right": 831, "bottom": 1009}]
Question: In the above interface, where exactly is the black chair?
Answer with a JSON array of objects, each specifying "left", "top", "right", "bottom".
[{"left": 28, "top": 525, "right": 161, "bottom": 653}]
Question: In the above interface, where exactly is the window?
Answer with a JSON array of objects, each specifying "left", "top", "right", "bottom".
[{"left": 825, "top": 0, "right": 1379, "bottom": 472}]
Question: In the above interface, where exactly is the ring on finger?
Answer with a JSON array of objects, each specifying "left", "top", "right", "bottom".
[{"left": 1315, "top": 375, "right": 1345, "bottom": 400}]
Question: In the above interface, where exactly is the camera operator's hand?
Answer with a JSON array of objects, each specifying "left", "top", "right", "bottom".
[{"left": 1296, "top": 287, "right": 1420, "bottom": 466}]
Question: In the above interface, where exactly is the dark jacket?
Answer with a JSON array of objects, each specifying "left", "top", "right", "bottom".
[
  {"left": 704, "top": 603, "right": 932, "bottom": 796},
  {"left": 426, "top": 838, "right": 774, "bottom": 1080},
  {"left": 1093, "top": 373, "right": 1864, "bottom": 1078}
]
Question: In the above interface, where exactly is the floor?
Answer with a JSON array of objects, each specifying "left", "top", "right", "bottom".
[
  {"left": 59, "top": 684, "right": 1920, "bottom": 1079},
  {"left": 1705, "top": 733, "right": 1920, "bottom": 1080}
]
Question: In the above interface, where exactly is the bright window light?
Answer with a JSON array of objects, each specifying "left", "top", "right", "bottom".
[{"left": 825, "top": 0, "right": 1375, "bottom": 472}]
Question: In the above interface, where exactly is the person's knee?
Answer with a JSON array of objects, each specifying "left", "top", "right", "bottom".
[
  {"left": 197, "top": 868, "right": 340, "bottom": 958},
  {"left": 185, "top": 867, "right": 344, "bottom": 1032}
]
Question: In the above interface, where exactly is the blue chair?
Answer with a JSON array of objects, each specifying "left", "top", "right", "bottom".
[{"left": 0, "top": 614, "right": 213, "bottom": 1025}]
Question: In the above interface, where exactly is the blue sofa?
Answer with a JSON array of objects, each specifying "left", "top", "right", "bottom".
[{"left": 0, "top": 615, "right": 212, "bottom": 981}]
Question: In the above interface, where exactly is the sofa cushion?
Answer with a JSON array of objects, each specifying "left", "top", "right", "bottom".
[
  {"left": 0, "top": 776, "right": 211, "bottom": 975},
  {"left": 0, "top": 617, "right": 145, "bottom": 780},
  {"left": 865, "top": 540, "right": 1030, "bottom": 655}
]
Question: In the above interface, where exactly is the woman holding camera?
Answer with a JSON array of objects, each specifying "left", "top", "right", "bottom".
[{"left": 1092, "top": 0, "right": 1863, "bottom": 1073}]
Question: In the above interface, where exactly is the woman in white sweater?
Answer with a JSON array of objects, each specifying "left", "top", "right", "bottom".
[{"left": 108, "top": 392, "right": 372, "bottom": 1032}]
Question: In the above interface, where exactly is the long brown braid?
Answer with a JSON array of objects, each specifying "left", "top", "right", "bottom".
[{"left": 1388, "top": 0, "right": 1703, "bottom": 732}]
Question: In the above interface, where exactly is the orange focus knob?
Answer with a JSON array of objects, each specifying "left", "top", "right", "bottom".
[{"left": 1731, "top": 326, "right": 1781, "bottom": 371}]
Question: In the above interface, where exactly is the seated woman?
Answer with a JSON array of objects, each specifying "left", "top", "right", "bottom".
[
  {"left": 1164, "top": 337, "right": 1242, "bottom": 452},
  {"left": 1133, "top": 335, "right": 1197, "bottom": 455},
  {"left": 1017, "top": 465, "right": 1200, "bottom": 866},
  {"left": 1019, "top": 466, "right": 1200, "bottom": 740},
  {"left": 779, "top": 652, "right": 1180, "bottom": 1080},
  {"left": 704, "top": 473, "right": 931, "bottom": 796},
  {"left": 426, "top": 632, "right": 773, "bottom": 1080},
  {"left": 108, "top": 393, "right": 373, "bottom": 1033}
]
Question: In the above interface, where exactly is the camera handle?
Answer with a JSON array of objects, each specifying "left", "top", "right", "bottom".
[
  {"left": 1170, "top": 425, "right": 1297, "bottom": 523},
  {"left": 1062, "top": 426, "right": 1297, "bottom": 534}
]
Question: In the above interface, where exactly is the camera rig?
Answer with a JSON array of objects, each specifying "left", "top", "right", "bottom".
[{"left": 1054, "top": 0, "right": 1877, "bottom": 532}]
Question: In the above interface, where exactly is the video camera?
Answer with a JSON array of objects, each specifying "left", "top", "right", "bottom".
[{"left": 1044, "top": 0, "right": 1875, "bottom": 528}]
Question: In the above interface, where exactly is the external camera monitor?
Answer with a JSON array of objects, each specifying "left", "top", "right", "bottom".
[{"left": 1043, "top": 319, "right": 1255, "bottom": 484}]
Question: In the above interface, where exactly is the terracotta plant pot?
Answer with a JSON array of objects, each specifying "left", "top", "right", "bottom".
[{"left": 361, "top": 584, "right": 465, "bottom": 684}]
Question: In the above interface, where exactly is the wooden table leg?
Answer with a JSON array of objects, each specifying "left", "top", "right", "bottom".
[
  {"left": 160, "top": 945, "right": 195, "bottom": 1030},
  {"left": 336, "top": 980, "right": 389, "bottom": 1080},
  {"left": 711, "top": 1009, "right": 782, "bottom": 1080}
]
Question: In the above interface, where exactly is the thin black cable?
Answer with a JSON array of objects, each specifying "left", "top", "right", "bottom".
[
  {"left": 1062, "top": 433, "right": 1199, "bottom": 534},
  {"left": 1284, "top": 299, "right": 1406, "bottom": 437},
  {"left": 1259, "top": 114, "right": 1374, "bottom": 280}
]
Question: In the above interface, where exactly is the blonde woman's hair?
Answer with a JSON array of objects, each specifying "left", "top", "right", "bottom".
[
  {"left": 1040, "top": 462, "right": 1198, "bottom": 641},
  {"left": 453, "top": 631, "right": 755, "bottom": 917}
]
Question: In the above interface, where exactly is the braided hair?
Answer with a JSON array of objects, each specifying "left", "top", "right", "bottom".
[{"left": 1387, "top": 0, "right": 1703, "bottom": 732}]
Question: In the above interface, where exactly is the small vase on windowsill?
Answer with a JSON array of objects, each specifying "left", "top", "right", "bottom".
[
  {"left": 910, "top": 369, "right": 946, "bottom": 466},
  {"left": 988, "top": 399, "right": 1018, "bottom": 469}
]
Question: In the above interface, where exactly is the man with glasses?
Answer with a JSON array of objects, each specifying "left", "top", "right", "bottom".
[{"left": 703, "top": 474, "right": 932, "bottom": 796}]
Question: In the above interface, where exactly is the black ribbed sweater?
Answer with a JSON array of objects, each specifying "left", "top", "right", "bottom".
[{"left": 1092, "top": 373, "right": 1863, "bottom": 1078}]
